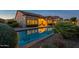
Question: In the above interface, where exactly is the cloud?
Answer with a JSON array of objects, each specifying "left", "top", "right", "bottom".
[{"left": 0, "top": 14, "right": 15, "bottom": 19}]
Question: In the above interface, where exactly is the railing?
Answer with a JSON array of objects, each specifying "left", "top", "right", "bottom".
[{"left": 14, "top": 26, "right": 54, "bottom": 47}]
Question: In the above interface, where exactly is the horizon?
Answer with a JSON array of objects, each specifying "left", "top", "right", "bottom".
[{"left": 0, "top": 10, "right": 79, "bottom": 19}]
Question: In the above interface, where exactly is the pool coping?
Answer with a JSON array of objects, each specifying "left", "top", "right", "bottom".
[{"left": 14, "top": 26, "right": 54, "bottom": 32}]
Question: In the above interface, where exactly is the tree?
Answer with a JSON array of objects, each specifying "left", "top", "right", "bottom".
[
  {"left": 70, "top": 17, "right": 77, "bottom": 25},
  {"left": 59, "top": 18, "right": 63, "bottom": 21}
]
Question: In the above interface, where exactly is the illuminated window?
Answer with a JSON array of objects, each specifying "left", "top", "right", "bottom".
[
  {"left": 35, "top": 20, "right": 37, "bottom": 24},
  {"left": 48, "top": 20, "right": 52, "bottom": 24},
  {"left": 33, "top": 20, "right": 35, "bottom": 25},
  {"left": 29, "top": 20, "right": 32, "bottom": 25},
  {"left": 27, "top": 20, "right": 30, "bottom": 25},
  {"left": 31, "top": 20, "right": 34, "bottom": 25}
]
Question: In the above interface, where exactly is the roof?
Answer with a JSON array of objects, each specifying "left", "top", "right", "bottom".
[
  {"left": 17, "top": 10, "right": 45, "bottom": 18},
  {"left": 45, "top": 16, "right": 60, "bottom": 19}
]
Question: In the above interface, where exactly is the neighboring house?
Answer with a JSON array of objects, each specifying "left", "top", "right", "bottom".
[
  {"left": 45, "top": 16, "right": 60, "bottom": 26},
  {"left": 15, "top": 10, "right": 45, "bottom": 27},
  {"left": 45, "top": 16, "right": 54, "bottom": 26}
]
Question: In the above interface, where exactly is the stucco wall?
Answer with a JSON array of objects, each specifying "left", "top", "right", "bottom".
[{"left": 15, "top": 11, "right": 26, "bottom": 27}]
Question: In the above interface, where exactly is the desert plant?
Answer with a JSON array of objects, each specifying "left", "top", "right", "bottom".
[{"left": 0, "top": 23, "right": 18, "bottom": 48}]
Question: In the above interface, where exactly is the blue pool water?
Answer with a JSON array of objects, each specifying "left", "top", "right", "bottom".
[{"left": 17, "top": 27, "right": 54, "bottom": 47}]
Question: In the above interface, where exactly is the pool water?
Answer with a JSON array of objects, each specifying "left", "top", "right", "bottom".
[{"left": 17, "top": 27, "right": 54, "bottom": 47}]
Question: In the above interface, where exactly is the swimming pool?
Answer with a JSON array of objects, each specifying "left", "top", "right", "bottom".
[{"left": 15, "top": 27, "right": 54, "bottom": 47}]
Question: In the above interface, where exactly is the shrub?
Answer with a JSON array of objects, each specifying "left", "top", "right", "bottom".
[
  {"left": 0, "top": 23, "right": 18, "bottom": 48},
  {"left": 7, "top": 20, "right": 19, "bottom": 28},
  {"left": 54, "top": 22, "right": 79, "bottom": 40}
]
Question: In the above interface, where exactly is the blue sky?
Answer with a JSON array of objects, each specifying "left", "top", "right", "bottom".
[
  {"left": 0, "top": 10, "right": 79, "bottom": 19},
  {"left": 0, "top": 10, "right": 16, "bottom": 19}
]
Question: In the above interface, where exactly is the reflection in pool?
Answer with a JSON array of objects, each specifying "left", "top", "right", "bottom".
[{"left": 17, "top": 27, "right": 54, "bottom": 47}]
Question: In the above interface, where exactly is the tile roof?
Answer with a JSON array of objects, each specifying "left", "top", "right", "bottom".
[{"left": 17, "top": 10, "right": 44, "bottom": 18}]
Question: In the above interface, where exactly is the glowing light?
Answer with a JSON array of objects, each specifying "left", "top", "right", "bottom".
[
  {"left": 54, "top": 21, "right": 57, "bottom": 24},
  {"left": 72, "top": 22, "right": 75, "bottom": 24},
  {"left": 38, "top": 18, "right": 47, "bottom": 33}
]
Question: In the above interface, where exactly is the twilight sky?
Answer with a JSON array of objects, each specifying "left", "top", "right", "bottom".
[{"left": 0, "top": 10, "right": 79, "bottom": 19}]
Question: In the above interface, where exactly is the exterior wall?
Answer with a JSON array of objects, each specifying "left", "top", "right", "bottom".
[
  {"left": 15, "top": 11, "right": 26, "bottom": 27},
  {"left": 15, "top": 11, "right": 39, "bottom": 27}
]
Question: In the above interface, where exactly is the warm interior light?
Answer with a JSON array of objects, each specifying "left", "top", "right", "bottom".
[
  {"left": 72, "top": 22, "right": 75, "bottom": 24},
  {"left": 54, "top": 21, "right": 57, "bottom": 24},
  {"left": 38, "top": 18, "right": 47, "bottom": 33}
]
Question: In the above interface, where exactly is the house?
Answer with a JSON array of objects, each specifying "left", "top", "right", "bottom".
[
  {"left": 45, "top": 16, "right": 60, "bottom": 26},
  {"left": 15, "top": 10, "right": 47, "bottom": 28},
  {"left": 15, "top": 10, "right": 60, "bottom": 28}
]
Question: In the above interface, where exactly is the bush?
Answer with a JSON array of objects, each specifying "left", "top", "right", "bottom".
[
  {"left": 7, "top": 20, "right": 19, "bottom": 28},
  {"left": 0, "top": 23, "right": 18, "bottom": 48},
  {"left": 54, "top": 22, "right": 79, "bottom": 40}
]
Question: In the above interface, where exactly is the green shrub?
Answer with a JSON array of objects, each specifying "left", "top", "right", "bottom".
[
  {"left": 54, "top": 22, "right": 79, "bottom": 40},
  {"left": 0, "top": 23, "right": 18, "bottom": 48},
  {"left": 7, "top": 20, "right": 19, "bottom": 28}
]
